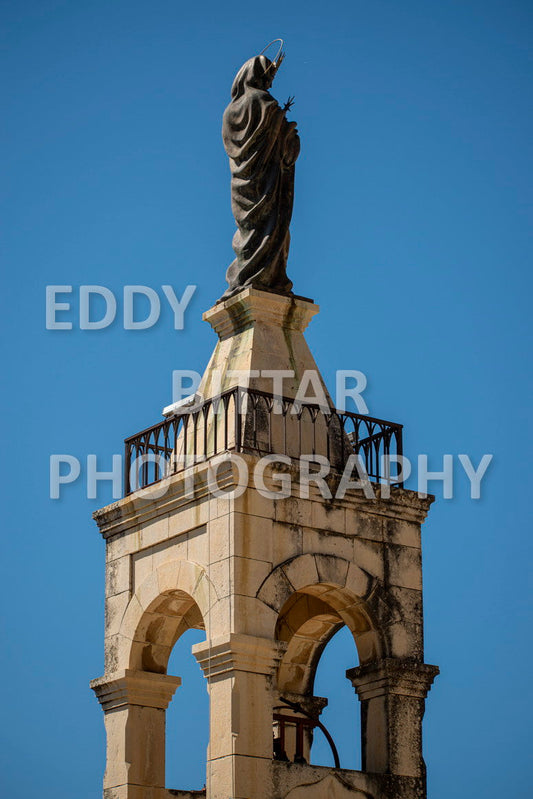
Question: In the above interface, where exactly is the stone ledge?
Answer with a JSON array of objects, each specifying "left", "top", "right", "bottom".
[
  {"left": 94, "top": 455, "right": 434, "bottom": 542},
  {"left": 272, "top": 760, "right": 425, "bottom": 799},
  {"left": 193, "top": 632, "right": 287, "bottom": 680},
  {"left": 91, "top": 669, "right": 181, "bottom": 710},
  {"left": 204, "top": 287, "right": 318, "bottom": 340}
]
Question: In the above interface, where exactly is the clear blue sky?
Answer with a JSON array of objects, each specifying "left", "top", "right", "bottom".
[{"left": 1, "top": 1, "right": 531, "bottom": 797}]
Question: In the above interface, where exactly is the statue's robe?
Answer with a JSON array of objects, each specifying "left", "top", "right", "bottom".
[{"left": 221, "top": 57, "right": 300, "bottom": 299}]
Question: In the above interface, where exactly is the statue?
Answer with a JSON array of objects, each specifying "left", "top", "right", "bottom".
[{"left": 220, "top": 46, "right": 300, "bottom": 301}]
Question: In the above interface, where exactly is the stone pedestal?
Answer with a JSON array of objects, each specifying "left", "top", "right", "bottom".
[
  {"left": 200, "top": 288, "right": 323, "bottom": 400},
  {"left": 172, "top": 289, "right": 344, "bottom": 475}
]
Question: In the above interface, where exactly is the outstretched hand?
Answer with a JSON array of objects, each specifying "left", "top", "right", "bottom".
[{"left": 283, "top": 96, "right": 295, "bottom": 113}]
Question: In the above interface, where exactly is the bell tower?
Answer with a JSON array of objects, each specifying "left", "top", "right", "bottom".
[
  {"left": 91, "top": 44, "right": 438, "bottom": 799},
  {"left": 91, "top": 289, "right": 438, "bottom": 799}
]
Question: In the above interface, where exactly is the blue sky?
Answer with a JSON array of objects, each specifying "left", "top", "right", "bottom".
[{"left": 1, "top": 1, "right": 531, "bottom": 797}]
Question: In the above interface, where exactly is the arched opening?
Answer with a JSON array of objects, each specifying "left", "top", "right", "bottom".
[
  {"left": 128, "top": 585, "right": 209, "bottom": 792},
  {"left": 165, "top": 627, "right": 208, "bottom": 790},
  {"left": 311, "top": 626, "right": 360, "bottom": 770},
  {"left": 274, "top": 584, "right": 380, "bottom": 771}
]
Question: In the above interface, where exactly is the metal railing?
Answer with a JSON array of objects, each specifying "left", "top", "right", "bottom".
[{"left": 123, "top": 386, "right": 403, "bottom": 495}]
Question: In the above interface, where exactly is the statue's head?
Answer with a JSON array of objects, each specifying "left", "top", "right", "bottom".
[{"left": 230, "top": 55, "right": 279, "bottom": 99}]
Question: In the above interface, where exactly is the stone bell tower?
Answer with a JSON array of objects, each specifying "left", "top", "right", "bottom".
[{"left": 91, "top": 46, "right": 438, "bottom": 799}]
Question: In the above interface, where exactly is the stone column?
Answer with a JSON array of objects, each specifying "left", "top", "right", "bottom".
[
  {"left": 193, "top": 633, "right": 285, "bottom": 799},
  {"left": 346, "top": 659, "right": 439, "bottom": 779},
  {"left": 91, "top": 669, "right": 181, "bottom": 799}
]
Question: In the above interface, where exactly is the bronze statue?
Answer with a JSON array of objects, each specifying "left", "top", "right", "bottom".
[{"left": 220, "top": 48, "right": 300, "bottom": 300}]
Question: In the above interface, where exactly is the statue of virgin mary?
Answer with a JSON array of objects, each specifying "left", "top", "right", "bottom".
[{"left": 220, "top": 53, "right": 300, "bottom": 300}]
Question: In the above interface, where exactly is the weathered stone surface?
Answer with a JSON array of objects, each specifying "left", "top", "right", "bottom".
[
  {"left": 285, "top": 773, "right": 368, "bottom": 799},
  {"left": 347, "top": 659, "right": 439, "bottom": 779},
  {"left": 93, "top": 454, "right": 436, "bottom": 797},
  {"left": 272, "top": 761, "right": 426, "bottom": 799},
  {"left": 201, "top": 288, "right": 323, "bottom": 398}
]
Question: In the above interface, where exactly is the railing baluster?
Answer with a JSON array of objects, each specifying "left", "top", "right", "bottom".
[
  {"left": 234, "top": 387, "right": 242, "bottom": 452},
  {"left": 124, "top": 441, "right": 131, "bottom": 496},
  {"left": 213, "top": 401, "right": 218, "bottom": 455}
]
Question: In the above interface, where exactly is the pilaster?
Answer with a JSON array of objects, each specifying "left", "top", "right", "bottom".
[
  {"left": 91, "top": 670, "right": 181, "bottom": 798},
  {"left": 193, "top": 633, "right": 286, "bottom": 799},
  {"left": 347, "top": 659, "right": 439, "bottom": 778}
]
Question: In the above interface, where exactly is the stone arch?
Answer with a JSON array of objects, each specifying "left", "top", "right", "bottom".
[
  {"left": 257, "top": 554, "right": 373, "bottom": 614},
  {"left": 256, "top": 554, "right": 383, "bottom": 696},
  {"left": 119, "top": 560, "right": 218, "bottom": 673}
]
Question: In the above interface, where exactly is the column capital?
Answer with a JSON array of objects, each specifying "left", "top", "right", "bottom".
[
  {"left": 90, "top": 669, "right": 181, "bottom": 711},
  {"left": 346, "top": 658, "right": 439, "bottom": 701},
  {"left": 192, "top": 633, "right": 286, "bottom": 681}
]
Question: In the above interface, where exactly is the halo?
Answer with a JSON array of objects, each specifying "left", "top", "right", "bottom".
[{"left": 260, "top": 38, "right": 285, "bottom": 71}]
